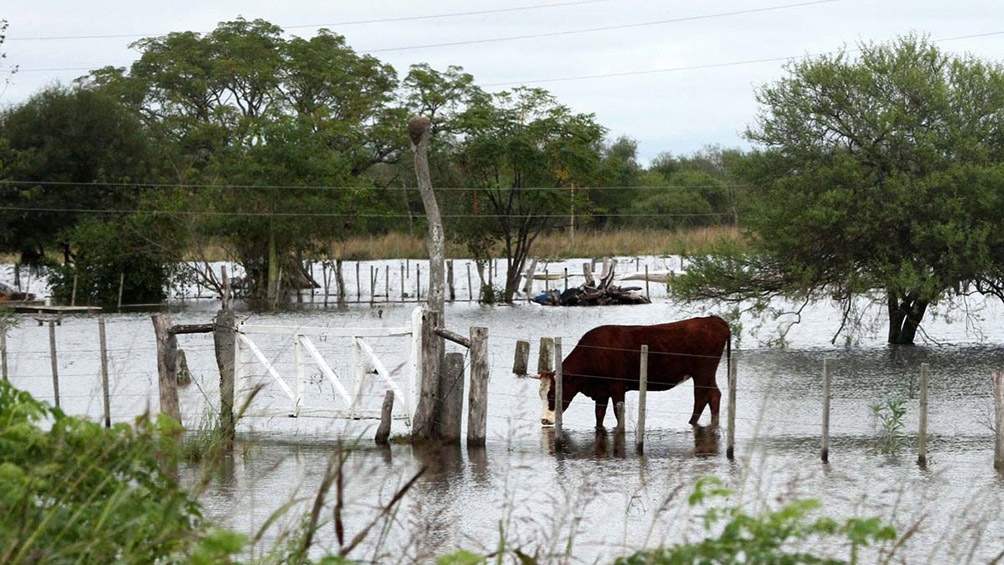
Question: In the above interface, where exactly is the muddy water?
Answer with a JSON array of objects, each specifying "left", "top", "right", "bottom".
[{"left": 4, "top": 259, "right": 1004, "bottom": 563}]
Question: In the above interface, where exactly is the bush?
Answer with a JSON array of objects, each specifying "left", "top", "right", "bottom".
[{"left": 0, "top": 380, "right": 243, "bottom": 564}]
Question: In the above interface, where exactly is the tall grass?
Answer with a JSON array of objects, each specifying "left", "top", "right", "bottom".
[{"left": 329, "top": 226, "right": 746, "bottom": 261}]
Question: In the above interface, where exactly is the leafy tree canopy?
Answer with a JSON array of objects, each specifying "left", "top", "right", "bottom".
[{"left": 673, "top": 34, "right": 1004, "bottom": 345}]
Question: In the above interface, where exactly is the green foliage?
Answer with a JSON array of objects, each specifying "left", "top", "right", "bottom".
[
  {"left": 0, "top": 380, "right": 244, "bottom": 564},
  {"left": 677, "top": 34, "right": 1004, "bottom": 345},
  {"left": 871, "top": 398, "right": 907, "bottom": 455},
  {"left": 615, "top": 477, "right": 897, "bottom": 564},
  {"left": 47, "top": 217, "right": 174, "bottom": 306}
]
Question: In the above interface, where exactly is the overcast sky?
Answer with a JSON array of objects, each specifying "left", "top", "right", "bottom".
[{"left": 3, "top": 0, "right": 1004, "bottom": 164}]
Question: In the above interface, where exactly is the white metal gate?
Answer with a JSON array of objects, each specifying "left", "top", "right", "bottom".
[{"left": 235, "top": 308, "right": 422, "bottom": 425}]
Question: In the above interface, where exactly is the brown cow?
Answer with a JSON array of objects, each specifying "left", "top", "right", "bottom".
[{"left": 536, "top": 316, "right": 731, "bottom": 428}]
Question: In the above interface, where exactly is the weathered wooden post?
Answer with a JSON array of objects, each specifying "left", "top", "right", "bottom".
[
  {"left": 439, "top": 352, "right": 465, "bottom": 442},
  {"left": 214, "top": 308, "right": 237, "bottom": 449},
  {"left": 467, "top": 263, "right": 473, "bottom": 302},
  {"left": 821, "top": 358, "right": 832, "bottom": 463},
  {"left": 637, "top": 344, "right": 648, "bottom": 453},
  {"left": 513, "top": 340, "right": 530, "bottom": 376},
  {"left": 375, "top": 390, "right": 394, "bottom": 445},
  {"left": 370, "top": 265, "right": 376, "bottom": 306},
  {"left": 47, "top": 319, "right": 60, "bottom": 408},
  {"left": 356, "top": 262, "right": 361, "bottom": 302},
  {"left": 644, "top": 265, "right": 650, "bottom": 297},
  {"left": 917, "top": 363, "right": 930, "bottom": 467},
  {"left": 726, "top": 351, "right": 737, "bottom": 460},
  {"left": 152, "top": 314, "right": 181, "bottom": 425},
  {"left": 522, "top": 259, "right": 537, "bottom": 295},
  {"left": 117, "top": 272, "right": 124, "bottom": 310},
  {"left": 99, "top": 317, "right": 111, "bottom": 428},
  {"left": 71, "top": 273, "right": 78, "bottom": 307},
  {"left": 537, "top": 337, "right": 554, "bottom": 375},
  {"left": 447, "top": 260, "right": 455, "bottom": 302},
  {"left": 994, "top": 369, "right": 1004, "bottom": 471},
  {"left": 1, "top": 324, "right": 8, "bottom": 381},
  {"left": 468, "top": 327, "right": 489, "bottom": 446},
  {"left": 554, "top": 337, "right": 564, "bottom": 445},
  {"left": 409, "top": 115, "right": 447, "bottom": 442}
]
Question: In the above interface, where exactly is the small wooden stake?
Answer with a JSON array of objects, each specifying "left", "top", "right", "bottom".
[
  {"left": 48, "top": 320, "right": 60, "bottom": 408},
  {"left": 917, "top": 363, "right": 929, "bottom": 467},
  {"left": 821, "top": 358, "right": 832, "bottom": 463},
  {"left": 99, "top": 317, "right": 111, "bottom": 427},
  {"left": 994, "top": 369, "right": 1004, "bottom": 471},
  {"left": 554, "top": 337, "right": 564, "bottom": 445},
  {"left": 637, "top": 344, "right": 648, "bottom": 453},
  {"left": 375, "top": 390, "right": 394, "bottom": 445},
  {"left": 726, "top": 352, "right": 737, "bottom": 460}
]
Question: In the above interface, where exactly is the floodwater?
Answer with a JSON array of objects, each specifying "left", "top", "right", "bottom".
[{"left": 4, "top": 258, "right": 1004, "bottom": 563}]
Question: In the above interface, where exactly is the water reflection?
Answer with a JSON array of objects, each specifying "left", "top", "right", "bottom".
[{"left": 544, "top": 426, "right": 721, "bottom": 460}]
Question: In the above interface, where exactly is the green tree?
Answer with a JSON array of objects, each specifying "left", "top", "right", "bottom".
[
  {"left": 674, "top": 35, "right": 1004, "bottom": 345},
  {"left": 450, "top": 86, "right": 607, "bottom": 303},
  {"left": 0, "top": 85, "right": 160, "bottom": 295},
  {"left": 104, "top": 19, "right": 405, "bottom": 307},
  {"left": 589, "top": 136, "right": 642, "bottom": 228}
]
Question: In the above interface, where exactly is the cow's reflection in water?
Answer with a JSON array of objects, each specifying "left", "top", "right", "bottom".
[
  {"left": 692, "top": 424, "right": 720, "bottom": 457},
  {"left": 543, "top": 425, "right": 720, "bottom": 459}
]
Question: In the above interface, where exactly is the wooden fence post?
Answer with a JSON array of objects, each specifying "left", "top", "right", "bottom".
[
  {"left": 448, "top": 260, "right": 455, "bottom": 302},
  {"left": 554, "top": 337, "right": 564, "bottom": 445},
  {"left": 440, "top": 352, "right": 466, "bottom": 443},
  {"left": 467, "top": 263, "right": 473, "bottom": 302},
  {"left": 522, "top": 259, "right": 537, "bottom": 295},
  {"left": 412, "top": 308, "right": 443, "bottom": 441},
  {"left": 994, "top": 369, "right": 1004, "bottom": 471},
  {"left": 47, "top": 320, "right": 60, "bottom": 408},
  {"left": 726, "top": 352, "right": 737, "bottom": 460},
  {"left": 537, "top": 337, "right": 554, "bottom": 375},
  {"left": 99, "top": 317, "right": 111, "bottom": 428},
  {"left": 117, "top": 272, "right": 124, "bottom": 310},
  {"left": 468, "top": 327, "right": 489, "bottom": 446},
  {"left": 513, "top": 340, "right": 530, "bottom": 376},
  {"left": 152, "top": 314, "right": 181, "bottom": 425},
  {"left": 1, "top": 325, "right": 8, "bottom": 381},
  {"left": 375, "top": 390, "right": 394, "bottom": 445},
  {"left": 214, "top": 309, "right": 237, "bottom": 450},
  {"left": 821, "top": 358, "right": 832, "bottom": 463},
  {"left": 918, "top": 363, "right": 929, "bottom": 467},
  {"left": 637, "top": 344, "right": 648, "bottom": 453}
]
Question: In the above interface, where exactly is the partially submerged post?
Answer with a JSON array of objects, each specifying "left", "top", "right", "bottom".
[
  {"left": 409, "top": 114, "right": 447, "bottom": 442},
  {"left": 439, "top": 352, "right": 465, "bottom": 442},
  {"left": 554, "top": 337, "right": 564, "bottom": 445},
  {"left": 726, "top": 352, "right": 737, "bottom": 460},
  {"left": 99, "top": 317, "right": 111, "bottom": 428},
  {"left": 214, "top": 308, "right": 237, "bottom": 449},
  {"left": 152, "top": 313, "right": 181, "bottom": 425},
  {"left": 636, "top": 344, "right": 648, "bottom": 453},
  {"left": 994, "top": 369, "right": 1004, "bottom": 471},
  {"left": 512, "top": 340, "right": 530, "bottom": 376},
  {"left": 47, "top": 319, "right": 60, "bottom": 408},
  {"left": 821, "top": 358, "right": 832, "bottom": 463},
  {"left": 468, "top": 327, "right": 489, "bottom": 446},
  {"left": 375, "top": 390, "right": 394, "bottom": 445},
  {"left": 917, "top": 363, "right": 930, "bottom": 467},
  {"left": 537, "top": 337, "right": 554, "bottom": 374}
]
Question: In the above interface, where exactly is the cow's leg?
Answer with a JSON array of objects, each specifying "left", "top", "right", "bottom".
[
  {"left": 594, "top": 397, "right": 609, "bottom": 429},
  {"left": 612, "top": 389, "right": 627, "bottom": 432},
  {"left": 690, "top": 383, "right": 709, "bottom": 426},
  {"left": 709, "top": 386, "right": 722, "bottom": 426}
]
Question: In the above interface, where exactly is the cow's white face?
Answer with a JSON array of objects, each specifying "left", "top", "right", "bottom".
[{"left": 537, "top": 373, "right": 555, "bottom": 426}]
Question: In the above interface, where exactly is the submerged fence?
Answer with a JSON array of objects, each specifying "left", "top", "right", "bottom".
[{"left": 4, "top": 313, "right": 1004, "bottom": 470}]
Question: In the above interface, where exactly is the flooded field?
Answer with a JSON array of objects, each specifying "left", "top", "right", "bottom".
[{"left": 3, "top": 258, "right": 1004, "bottom": 563}]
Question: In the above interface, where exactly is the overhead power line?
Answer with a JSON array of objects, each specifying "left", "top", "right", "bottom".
[{"left": 7, "top": 0, "right": 616, "bottom": 42}]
